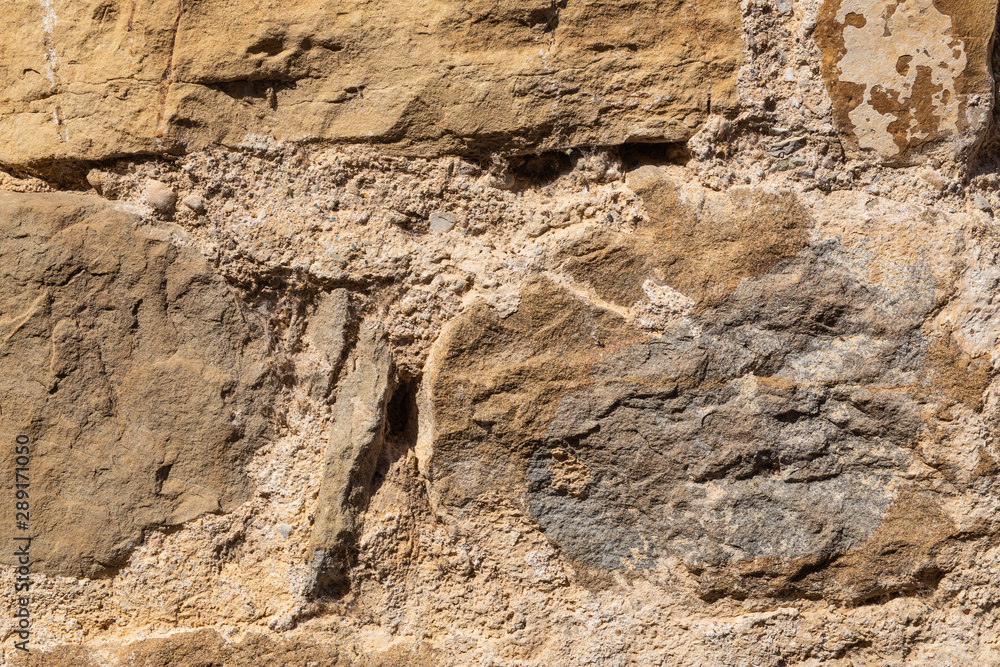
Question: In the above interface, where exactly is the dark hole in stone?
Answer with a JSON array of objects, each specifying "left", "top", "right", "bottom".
[
  {"left": 371, "top": 376, "right": 420, "bottom": 495},
  {"left": 155, "top": 463, "right": 172, "bottom": 493},
  {"left": 507, "top": 151, "right": 573, "bottom": 189},
  {"left": 247, "top": 36, "right": 284, "bottom": 57},
  {"left": 386, "top": 377, "right": 418, "bottom": 439},
  {"left": 526, "top": 0, "right": 567, "bottom": 32},
  {"left": 618, "top": 142, "right": 692, "bottom": 170},
  {"left": 774, "top": 409, "right": 812, "bottom": 424}
]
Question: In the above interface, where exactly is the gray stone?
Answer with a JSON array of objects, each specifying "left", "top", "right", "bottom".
[
  {"left": 308, "top": 326, "right": 394, "bottom": 593},
  {"left": 429, "top": 211, "right": 457, "bottom": 233},
  {"left": 182, "top": 195, "right": 207, "bottom": 215},
  {"left": 424, "top": 175, "right": 975, "bottom": 604},
  {"left": 305, "top": 290, "right": 351, "bottom": 399},
  {"left": 768, "top": 136, "right": 806, "bottom": 157}
]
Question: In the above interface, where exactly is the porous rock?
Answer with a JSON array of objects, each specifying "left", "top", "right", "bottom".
[{"left": 5, "top": 0, "right": 1000, "bottom": 662}]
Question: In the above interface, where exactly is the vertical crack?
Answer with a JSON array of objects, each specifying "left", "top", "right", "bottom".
[
  {"left": 37, "top": 0, "right": 67, "bottom": 142},
  {"left": 156, "top": 0, "right": 184, "bottom": 147},
  {"left": 689, "top": 0, "right": 712, "bottom": 115}
]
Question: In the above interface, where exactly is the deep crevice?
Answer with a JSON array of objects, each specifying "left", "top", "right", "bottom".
[
  {"left": 618, "top": 142, "right": 693, "bottom": 170},
  {"left": 2, "top": 138, "right": 695, "bottom": 192},
  {"left": 506, "top": 151, "right": 574, "bottom": 189},
  {"left": 371, "top": 375, "right": 420, "bottom": 497}
]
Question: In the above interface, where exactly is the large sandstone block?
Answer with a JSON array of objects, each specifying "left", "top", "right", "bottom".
[
  {"left": 0, "top": 193, "right": 274, "bottom": 577},
  {"left": 420, "top": 168, "right": 992, "bottom": 603},
  {"left": 815, "top": 0, "right": 997, "bottom": 163},
  {"left": 0, "top": 0, "right": 741, "bottom": 171}
]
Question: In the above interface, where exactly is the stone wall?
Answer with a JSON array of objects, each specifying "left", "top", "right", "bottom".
[{"left": 4, "top": 0, "right": 1000, "bottom": 665}]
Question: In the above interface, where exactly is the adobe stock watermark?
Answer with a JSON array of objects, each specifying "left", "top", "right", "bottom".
[{"left": 11, "top": 433, "right": 31, "bottom": 653}]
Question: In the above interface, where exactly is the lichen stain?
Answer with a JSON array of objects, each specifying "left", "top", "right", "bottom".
[{"left": 834, "top": 0, "right": 966, "bottom": 158}]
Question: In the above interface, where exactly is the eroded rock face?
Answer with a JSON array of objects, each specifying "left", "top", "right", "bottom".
[
  {"left": 815, "top": 0, "right": 997, "bottom": 162},
  {"left": 422, "top": 168, "right": 995, "bottom": 604},
  {"left": 0, "top": 193, "right": 273, "bottom": 577},
  {"left": 7, "top": 629, "right": 439, "bottom": 667},
  {"left": 309, "top": 326, "right": 394, "bottom": 592},
  {"left": 7, "top": 0, "right": 1000, "bottom": 661},
  {"left": 0, "top": 0, "right": 740, "bottom": 171}
]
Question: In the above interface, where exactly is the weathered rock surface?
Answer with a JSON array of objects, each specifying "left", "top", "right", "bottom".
[
  {"left": 815, "top": 0, "right": 997, "bottom": 162},
  {"left": 423, "top": 168, "right": 998, "bottom": 604},
  {"left": 0, "top": 0, "right": 740, "bottom": 172},
  {"left": 6, "top": 0, "right": 1000, "bottom": 664},
  {"left": 9, "top": 629, "right": 438, "bottom": 667},
  {"left": 0, "top": 192, "right": 273, "bottom": 577},
  {"left": 304, "top": 288, "right": 351, "bottom": 399},
  {"left": 309, "top": 326, "right": 394, "bottom": 592}
]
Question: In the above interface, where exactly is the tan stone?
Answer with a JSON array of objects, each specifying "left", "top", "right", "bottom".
[
  {"left": 0, "top": 0, "right": 741, "bottom": 172},
  {"left": 9, "top": 628, "right": 441, "bottom": 667},
  {"left": 0, "top": 192, "right": 274, "bottom": 577},
  {"left": 815, "top": 0, "right": 997, "bottom": 162}
]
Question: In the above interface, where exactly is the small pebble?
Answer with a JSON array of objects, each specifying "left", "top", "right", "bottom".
[
  {"left": 182, "top": 195, "right": 206, "bottom": 214},
  {"left": 86, "top": 169, "right": 105, "bottom": 194},
  {"left": 973, "top": 194, "right": 992, "bottom": 212},
  {"left": 429, "top": 211, "right": 457, "bottom": 233},
  {"left": 492, "top": 173, "right": 516, "bottom": 190},
  {"left": 455, "top": 160, "right": 479, "bottom": 176},
  {"left": 144, "top": 179, "right": 177, "bottom": 214},
  {"left": 277, "top": 524, "right": 292, "bottom": 539},
  {"left": 526, "top": 222, "right": 550, "bottom": 237}
]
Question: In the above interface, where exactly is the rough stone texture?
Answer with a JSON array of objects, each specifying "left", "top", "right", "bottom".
[
  {"left": 303, "top": 288, "right": 351, "bottom": 399},
  {"left": 6, "top": 0, "right": 1000, "bottom": 664},
  {"left": 309, "top": 326, "right": 394, "bottom": 592},
  {"left": 0, "top": 0, "right": 740, "bottom": 171},
  {"left": 8, "top": 629, "right": 440, "bottom": 667},
  {"left": 815, "top": 0, "right": 997, "bottom": 163},
  {"left": 422, "top": 170, "right": 992, "bottom": 605},
  {"left": 0, "top": 192, "right": 273, "bottom": 577}
]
